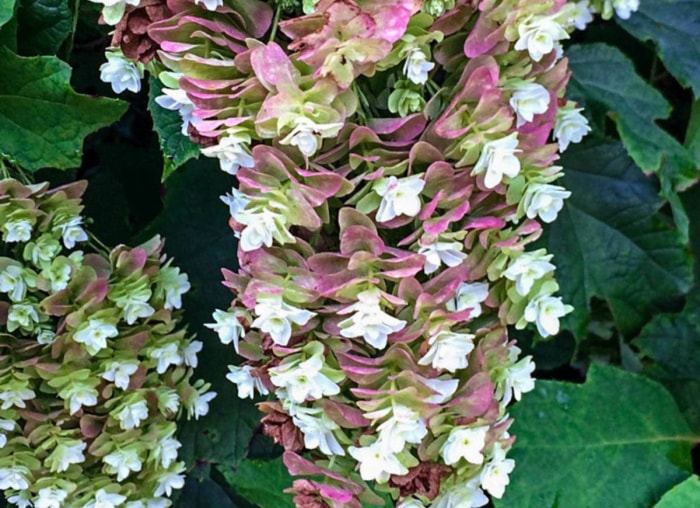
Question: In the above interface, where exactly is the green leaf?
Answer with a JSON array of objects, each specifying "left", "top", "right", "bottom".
[
  {"left": 686, "top": 99, "right": 700, "bottom": 166},
  {"left": 655, "top": 476, "right": 700, "bottom": 508},
  {"left": 176, "top": 475, "right": 237, "bottom": 508},
  {"left": 635, "top": 289, "right": 700, "bottom": 432},
  {"left": 219, "top": 458, "right": 295, "bottom": 508},
  {"left": 618, "top": 0, "right": 700, "bottom": 97},
  {"left": 16, "top": 0, "right": 72, "bottom": 55},
  {"left": 0, "top": 0, "right": 15, "bottom": 28},
  {"left": 152, "top": 158, "right": 262, "bottom": 469},
  {"left": 0, "top": 48, "right": 127, "bottom": 171},
  {"left": 495, "top": 364, "right": 696, "bottom": 508},
  {"left": 148, "top": 77, "right": 201, "bottom": 181},
  {"left": 566, "top": 43, "right": 697, "bottom": 190},
  {"left": 545, "top": 142, "right": 692, "bottom": 339}
]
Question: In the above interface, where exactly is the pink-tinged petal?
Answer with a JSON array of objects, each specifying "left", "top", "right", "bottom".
[
  {"left": 250, "top": 42, "right": 300, "bottom": 93},
  {"left": 464, "top": 11, "right": 508, "bottom": 58},
  {"left": 369, "top": 114, "right": 426, "bottom": 141},
  {"left": 340, "top": 226, "right": 385, "bottom": 255}
]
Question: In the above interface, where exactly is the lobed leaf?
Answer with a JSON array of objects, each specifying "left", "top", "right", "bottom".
[
  {"left": 0, "top": 47, "right": 127, "bottom": 171},
  {"left": 496, "top": 364, "right": 696, "bottom": 508},
  {"left": 618, "top": 0, "right": 700, "bottom": 97},
  {"left": 545, "top": 142, "right": 692, "bottom": 339},
  {"left": 654, "top": 476, "right": 700, "bottom": 508}
]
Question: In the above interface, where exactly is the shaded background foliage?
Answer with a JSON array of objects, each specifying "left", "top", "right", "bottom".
[{"left": 1, "top": 0, "right": 700, "bottom": 506}]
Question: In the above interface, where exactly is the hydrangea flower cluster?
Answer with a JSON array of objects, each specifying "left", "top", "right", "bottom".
[
  {"left": 94, "top": 0, "right": 638, "bottom": 506},
  {"left": 0, "top": 179, "right": 214, "bottom": 507}
]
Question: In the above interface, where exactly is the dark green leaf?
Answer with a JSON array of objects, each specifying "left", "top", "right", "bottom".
[
  {"left": 618, "top": 0, "right": 700, "bottom": 97},
  {"left": 176, "top": 475, "right": 237, "bottom": 508},
  {"left": 16, "top": 0, "right": 72, "bottom": 55},
  {"left": 148, "top": 77, "right": 201, "bottom": 181},
  {"left": 546, "top": 142, "right": 692, "bottom": 339},
  {"left": 0, "top": 0, "right": 14, "bottom": 28},
  {"left": 153, "top": 157, "right": 262, "bottom": 468},
  {"left": 219, "top": 458, "right": 295, "bottom": 508},
  {"left": 566, "top": 43, "right": 697, "bottom": 190},
  {"left": 635, "top": 289, "right": 700, "bottom": 432},
  {"left": 686, "top": 99, "right": 700, "bottom": 165},
  {"left": 0, "top": 48, "right": 127, "bottom": 170},
  {"left": 654, "top": 476, "right": 700, "bottom": 507},
  {"left": 496, "top": 364, "right": 696, "bottom": 508}
]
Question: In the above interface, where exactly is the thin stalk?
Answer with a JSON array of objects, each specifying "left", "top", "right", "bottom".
[
  {"left": 268, "top": 4, "right": 282, "bottom": 43},
  {"left": 64, "top": 0, "right": 82, "bottom": 63}
]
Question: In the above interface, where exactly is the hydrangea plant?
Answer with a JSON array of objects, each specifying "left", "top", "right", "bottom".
[
  {"left": 0, "top": 179, "right": 214, "bottom": 507},
  {"left": 95, "top": 0, "right": 638, "bottom": 506}
]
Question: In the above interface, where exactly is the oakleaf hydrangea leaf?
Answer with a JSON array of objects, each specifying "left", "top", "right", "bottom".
[
  {"left": 220, "top": 458, "right": 295, "bottom": 508},
  {"left": 17, "top": 0, "right": 72, "bottom": 55},
  {"left": 635, "top": 289, "right": 700, "bottom": 432},
  {"left": 654, "top": 476, "right": 700, "bottom": 508},
  {"left": 148, "top": 77, "right": 200, "bottom": 181},
  {"left": 618, "top": 0, "right": 700, "bottom": 97},
  {"left": 0, "top": 48, "right": 127, "bottom": 170},
  {"left": 496, "top": 364, "right": 696, "bottom": 508},
  {"left": 0, "top": 0, "right": 14, "bottom": 28},
  {"left": 566, "top": 43, "right": 697, "bottom": 190},
  {"left": 545, "top": 142, "right": 692, "bottom": 338}
]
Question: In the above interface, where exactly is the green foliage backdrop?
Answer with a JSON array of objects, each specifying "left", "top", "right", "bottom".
[{"left": 1, "top": 0, "right": 700, "bottom": 506}]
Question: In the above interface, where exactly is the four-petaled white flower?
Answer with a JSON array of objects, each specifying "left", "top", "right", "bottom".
[
  {"left": 48, "top": 440, "right": 86, "bottom": 472},
  {"left": 104, "top": 447, "right": 143, "bottom": 481},
  {"left": 206, "top": 308, "right": 248, "bottom": 353},
  {"left": 74, "top": 318, "right": 119, "bottom": 356},
  {"left": 157, "top": 265, "right": 190, "bottom": 310},
  {"left": 418, "top": 330, "right": 476, "bottom": 373},
  {"left": 563, "top": 0, "right": 594, "bottom": 30},
  {"left": 523, "top": 294, "right": 573, "bottom": 337},
  {"left": 190, "top": 390, "right": 216, "bottom": 420},
  {"left": 522, "top": 183, "right": 571, "bottom": 223},
  {"left": 235, "top": 207, "right": 295, "bottom": 252},
  {"left": 418, "top": 241, "right": 467, "bottom": 274},
  {"left": 447, "top": 281, "right": 490, "bottom": 317},
  {"left": 292, "top": 406, "right": 345, "bottom": 456},
  {"left": 554, "top": 102, "right": 591, "bottom": 151},
  {"left": 34, "top": 487, "right": 68, "bottom": 508},
  {"left": 509, "top": 82, "right": 551, "bottom": 127},
  {"left": 227, "top": 365, "right": 269, "bottom": 399},
  {"left": 182, "top": 340, "right": 202, "bottom": 368},
  {"left": 472, "top": 133, "right": 521, "bottom": 189},
  {"left": 7, "top": 303, "right": 40, "bottom": 332},
  {"left": 403, "top": 48, "right": 435, "bottom": 85},
  {"left": 595, "top": 0, "right": 639, "bottom": 19},
  {"left": 220, "top": 188, "right": 250, "bottom": 218},
  {"left": 432, "top": 479, "right": 489, "bottom": 508},
  {"left": 480, "top": 443, "right": 516, "bottom": 498},
  {"left": 502, "top": 348, "right": 536, "bottom": 405},
  {"left": 0, "top": 264, "right": 28, "bottom": 302},
  {"left": 270, "top": 355, "right": 341, "bottom": 404},
  {"left": 155, "top": 87, "right": 197, "bottom": 136},
  {"left": 0, "top": 467, "right": 30, "bottom": 490},
  {"left": 116, "top": 399, "right": 149, "bottom": 430},
  {"left": 374, "top": 405, "right": 428, "bottom": 454},
  {"left": 102, "top": 360, "right": 139, "bottom": 390},
  {"left": 348, "top": 439, "right": 409, "bottom": 483},
  {"left": 154, "top": 436, "right": 181, "bottom": 469},
  {"left": 374, "top": 175, "right": 425, "bottom": 223},
  {"left": 3, "top": 218, "right": 33, "bottom": 243},
  {"left": 63, "top": 383, "right": 98, "bottom": 415},
  {"left": 150, "top": 343, "right": 183, "bottom": 374},
  {"left": 252, "top": 293, "right": 315, "bottom": 346},
  {"left": 338, "top": 288, "right": 406, "bottom": 349},
  {"left": 514, "top": 14, "right": 570, "bottom": 62},
  {"left": 154, "top": 471, "right": 186, "bottom": 497},
  {"left": 502, "top": 250, "right": 555, "bottom": 296},
  {"left": 441, "top": 425, "right": 489, "bottom": 465},
  {"left": 85, "top": 489, "right": 127, "bottom": 508},
  {"left": 0, "top": 386, "right": 36, "bottom": 410},
  {"left": 280, "top": 117, "right": 343, "bottom": 157},
  {"left": 54, "top": 216, "right": 88, "bottom": 249},
  {"left": 100, "top": 52, "right": 143, "bottom": 94},
  {"left": 0, "top": 419, "right": 14, "bottom": 449},
  {"left": 201, "top": 134, "right": 254, "bottom": 175},
  {"left": 7, "top": 490, "right": 33, "bottom": 508}
]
